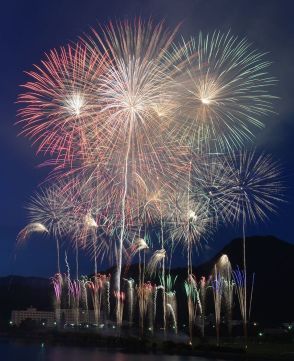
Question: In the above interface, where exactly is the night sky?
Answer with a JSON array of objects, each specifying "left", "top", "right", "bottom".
[{"left": 0, "top": 0, "right": 293, "bottom": 277}]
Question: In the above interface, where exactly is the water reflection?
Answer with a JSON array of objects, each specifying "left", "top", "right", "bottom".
[{"left": 0, "top": 340, "right": 223, "bottom": 361}]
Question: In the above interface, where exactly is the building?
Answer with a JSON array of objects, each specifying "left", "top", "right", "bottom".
[
  {"left": 11, "top": 307, "right": 98, "bottom": 327},
  {"left": 11, "top": 307, "right": 55, "bottom": 327},
  {"left": 59, "top": 309, "right": 96, "bottom": 325}
]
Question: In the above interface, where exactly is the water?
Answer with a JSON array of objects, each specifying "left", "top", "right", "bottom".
[{"left": 0, "top": 339, "right": 224, "bottom": 361}]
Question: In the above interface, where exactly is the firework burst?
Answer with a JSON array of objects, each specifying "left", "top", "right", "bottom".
[
  {"left": 169, "top": 31, "right": 276, "bottom": 152},
  {"left": 18, "top": 43, "right": 107, "bottom": 165}
]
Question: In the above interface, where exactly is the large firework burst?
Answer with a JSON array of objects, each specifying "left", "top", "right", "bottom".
[
  {"left": 18, "top": 43, "right": 107, "bottom": 165},
  {"left": 169, "top": 31, "right": 276, "bottom": 152},
  {"left": 221, "top": 150, "right": 284, "bottom": 224}
]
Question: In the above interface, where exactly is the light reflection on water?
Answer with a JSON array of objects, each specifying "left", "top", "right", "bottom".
[{"left": 0, "top": 340, "right": 224, "bottom": 361}]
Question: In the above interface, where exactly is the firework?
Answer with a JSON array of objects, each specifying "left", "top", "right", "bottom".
[
  {"left": 80, "top": 276, "right": 89, "bottom": 315},
  {"left": 103, "top": 275, "right": 111, "bottom": 321},
  {"left": 87, "top": 274, "right": 109, "bottom": 325},
  {"left": 222, "top": 151, "right": 283, "bottom": 224},
  {"left": 137, "top": 281, "right": 156, "bottom": 333},
  {"left": 123, "top": 278, "right": 135, "bottom": 325},
  {"left": 167, "top": 191, "right": 213, "bottom": 275},
  {"left": 17, "top": 42, "right": 107, "bottom": 165},
  {"left": 194, "top": 154, "right": 235, "bottom": 223},
  {"left": 161, "top": 274, "right": 178, "bottom": 333},
  {"left": 232, "top": 267, "right": 246, "bottom": 337},
  {"left": 199, "top": 276, "right": 207, "bottom": 337},
  {"left": 217, "top": 255, "right": 234, "bottom": 335},
  {"left": 17, "top": 222, "right": 48, "bottom": 245},
  {"left": 223, "top": 150, "right": 283, "bottom": 346},
  {"left": 85, "top": 20, "right": 183, "bottom": 297},
  {"left": 17, "top": 18, "right": 284, "bottom": 336},
  {"left": 184, "top": 274, "right": 201, "bottom": 345},
  {"left": 114, "top": 291, "right": 125, "bottom": 327},
  {"left": 211, "top": 265, "right": 224, "bottom": 346},
  {"left": 51, "top": 273, "right": 63, "bottom": 325},
  {"left": 146, "top": 249, "right": 166, "bottom": 277},
  {"left": 130, "top": 237, "right": 149, "bottom": 255},
  {"left": 68, "top": 277, "right": 81, "bottom": 325},
  {"left": 147, "top": 283, "right": 158, "bottom": 332},
  {"left": 169, "top": 31, "right": 276, "bottom": 152},
  {"left": 26, "top": 185, "right": 71, "bottom": 273},
  {"left": 64, "top": 252, "right": 71, "bottom": 307}
]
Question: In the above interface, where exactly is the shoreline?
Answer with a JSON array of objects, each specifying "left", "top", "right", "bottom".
[{"left": 1, "top": 330, "right": 294, "bottom": 361}]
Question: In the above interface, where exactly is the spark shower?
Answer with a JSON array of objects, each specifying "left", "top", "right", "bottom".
[{"left": 16, "top": 20, "right": 283, "bottom": 343}]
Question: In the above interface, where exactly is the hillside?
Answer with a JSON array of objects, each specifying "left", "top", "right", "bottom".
[{"left": 0, "top": 235, "right": 293, "bottom": 326}]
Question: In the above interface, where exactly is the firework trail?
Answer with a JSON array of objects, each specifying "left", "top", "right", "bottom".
[
  {"left": 137, "top": 281, "right": 155, "bottom": 334},
  {"left": 51, "top": 273, "right": 63, "bottom": 325},
  {"left": 184, "top": 274, "right": 201, "bottom": 345},
  {"left": 147, "top": 283, "right": 157, "bottom": 333},
  {"left": 17, "top": 222, "right": 48, "bottom": 245},
  {"left": 68, "top": 277, "right": 81, "bottom": 325},
  {"left": 166, "top": 302, "right": 177, "bottom": 333},
  {"left": 75, "top": 239, "right": 79, "bottom": 280},
  {"left": 129, "top": 238, "right": 149, "bottom": 257},
  {"left": 146, "top": 249, "right": 166, "bottom": 277},
  {"left": 139, "top": 177, "right": 174, "bottom": 334},
  {"left": 198, "top": 276, "right": 207, "bottom": 337},
  {"left": 114, "top": 291, "right": 125, "bottom": 328},
  {"left": 80, "top": 276, "right": 89, "bottom": 316},
  {"left": 103, "top": 275, "right": 111, "bottom": 322},
  {"left": 153, "top": 285, "right": 159, "bottom": 326},
  {"left": 167, "top": 190, "right": 213, "bottom": 276},
  {"left": 83, "top": 212, "right": 98, "bottom": 274},
  {"left": 217, "top": 255, "right": 234, "bottom": 335},
  {"left": 87, "top": 275, "right": 101, "bottom": 325},
  {"left": 86, "top": 278, "right": 99, "bottom": 325},
  {"left": 123, "top": 278, "right": 135, "bottom": 325},
  {"left": 232, "top": 266, "right": 246, "bottom": 336},
  {"left": 222, "top": 150, "right": 283, "bottom": 347},
  {"left": 125, "top": 237, "right": 149, "bottom": 278},
  {"left": 211, "top": 265, "right": 224, "bottom": 346},
  {"left": 86, "top": 273, "right": 111, "bottom": 325},
  {"left": 25, "top": 184, "right": 77, "bottom": 273},
  {"left": 65, "top": 251, "right": 71, "bottom": 307},
  {"left": 232, "top": 267, "right": 255, "bottom": 345},
  {"left": 162, "top": 274, "right": 178, "bottom": 333},
  {"left": 249, "top": 273, "right": 255, "bottom": 323}
]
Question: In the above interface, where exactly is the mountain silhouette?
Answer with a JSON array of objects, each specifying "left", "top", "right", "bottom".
[
  {"left": 0, "top": 235, "right": 293, "bottom": 327},
  {"left": 194, "top": 235, "right": 294, "bottom": 325}
]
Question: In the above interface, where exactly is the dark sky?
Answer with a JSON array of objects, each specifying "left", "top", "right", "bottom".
[{"left": 0, "top": 0, "right": 293, "bottom": 277}]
